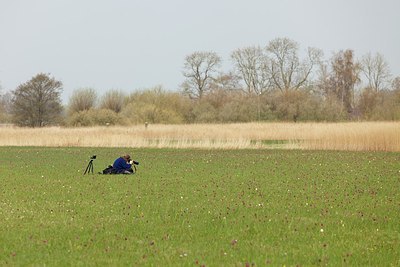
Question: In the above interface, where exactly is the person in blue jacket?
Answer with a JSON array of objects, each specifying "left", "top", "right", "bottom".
[{"left": 113, "top": 154, "right": 134, "bottom": 174}]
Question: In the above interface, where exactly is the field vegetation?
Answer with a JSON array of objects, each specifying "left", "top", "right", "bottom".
[
  {"left": 0, "top": 122, "right": 399, "bottom": 151},
  {"left": 0, "top": 147, "right": 399, "bottom": 266}
]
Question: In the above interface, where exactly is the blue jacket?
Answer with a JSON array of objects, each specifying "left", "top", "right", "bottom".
[{"left": 113, "top": 157, "right": 132, "bottom": 171}]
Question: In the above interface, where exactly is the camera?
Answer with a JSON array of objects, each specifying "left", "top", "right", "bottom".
[
  {"left": 90, "top": 155, "right": 97, "bottom": 160},
  {"left": 130, "top": 160, "right": 139, "bottom": 165}
]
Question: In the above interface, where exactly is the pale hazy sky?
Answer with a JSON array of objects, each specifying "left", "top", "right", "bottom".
[{"left": 1, "top": 0, "right": 399, "bottom": 103}]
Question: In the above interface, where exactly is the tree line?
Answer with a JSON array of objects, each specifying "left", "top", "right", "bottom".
[{"left": 1, "top": 37, "right": 400, "bottom": 127}]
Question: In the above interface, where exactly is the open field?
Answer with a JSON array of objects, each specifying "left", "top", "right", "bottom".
[
  {"left": 1, "top": 122, "right": 400, "bottom": 151},
  {"left": 0, "top": 147, "right": 399, "bottom": 265}
]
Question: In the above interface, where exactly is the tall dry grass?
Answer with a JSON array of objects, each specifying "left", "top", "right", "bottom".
[
  {"left": 300, "top": 122, "right": 400, "bottom": 151},
  {"left": 0, "top": 122, "right": 399, "bottom": 151}
]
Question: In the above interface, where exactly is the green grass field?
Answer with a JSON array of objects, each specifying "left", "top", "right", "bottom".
[{"left": 0, "top": 147, "right": 399, "bottom": 266}]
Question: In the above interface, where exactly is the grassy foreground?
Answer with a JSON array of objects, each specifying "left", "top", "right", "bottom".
[{"left": 0, "top": 147, "right": 399, "bottom": 266}]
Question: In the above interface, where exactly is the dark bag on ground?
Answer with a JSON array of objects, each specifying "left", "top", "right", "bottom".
[
  {"left": 102, "top": 165, "right": 135, "bottom": 174},
  {"left": 102, "top": 165, "right": 116, "bottom": 174}
]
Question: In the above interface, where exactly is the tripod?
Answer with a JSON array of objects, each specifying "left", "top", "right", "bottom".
[{"left": 84, "top": 159, "right": 94, "bottom": 175}]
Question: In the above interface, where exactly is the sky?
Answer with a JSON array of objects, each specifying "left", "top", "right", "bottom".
[{"left": 1, "top": 0, "right": 399, "bottom": 103}]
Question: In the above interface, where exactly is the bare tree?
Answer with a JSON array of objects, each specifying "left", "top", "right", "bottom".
[
  {"left": 182, "top": 51, "right": 221, "bottom": 99},
  {"left": 11, "top": 73, "right": 63, "bottom": 127},
  {"left": 327, "top": 50, "right": 360, "bottom": 114},
  {"left": 100, "top": 90, "right": 125, "bottom": 113},
  {"left": 209, "top": 72, "right": 241, "bottom": 92},
  {"left": 0, "top": 90, "right": 12, "bottom": 123},
  {"left": 231, "top": 46, "right": 270, "bottom": 95},
  {"left": 68, "top": 87, "right": 98, "bottom": 114},
  {"left": 392, "top": 76, "right": 400, "bottom": 91},
  {"left": 360, "top": 52, "right": 391, "bottom": 91},
  {"left": 314, "top": 59, "right": 331, "bottom": 96},
  {"left": 266, "top": 37, "right": 322, "bottom": 92}
]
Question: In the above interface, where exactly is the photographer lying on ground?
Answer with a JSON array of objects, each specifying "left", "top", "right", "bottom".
[{"left": 103, "top": 154, "right": 139, "bottom": 174}]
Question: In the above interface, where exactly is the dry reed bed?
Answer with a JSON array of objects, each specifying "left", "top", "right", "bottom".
[{"left": 0, "top": 122, "right": 399, "bottom": 151}]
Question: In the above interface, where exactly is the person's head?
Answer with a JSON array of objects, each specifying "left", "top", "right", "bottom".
[{"left": 122, "top": 154, "right": 131, "bottom": 162}]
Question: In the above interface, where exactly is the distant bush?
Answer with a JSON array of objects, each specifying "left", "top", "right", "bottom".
[
  {"left": 68, "top": 88, "right": 98, "bottom": 115},
  {"left": 122, "top": 87, "right": 190, "bottom": 124},
  {"left": 191, "top": 101, "right": 218, "bottom": 123},
  {"left": 218, "top": 95, "right": 259, "bottom": 122},
  {"left": 367, "top": 90, "right": 400, "bottom": 120},
  {"left": 67, "top": 109, "right": 125, "bottom": 126},
  {"left": 63, "top": 84, "right": 400, "bottom": 125},
  {"left": 100, "top": 90, "right": 125, "bottom": 113},
  {"left": 122, "top": 102, "right": 185, "bottom": 124}
]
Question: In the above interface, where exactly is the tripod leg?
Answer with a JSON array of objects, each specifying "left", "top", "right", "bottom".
[
  {"left": 90, "top": 161, "right": 94, "bottom": 174},
  {"left": 84, "top": 163, "right": 89, "bottom": 175},
  {"left": 84, "top": 160, "right": 92, "bottom": 175}
]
